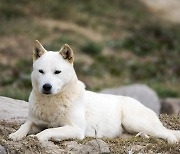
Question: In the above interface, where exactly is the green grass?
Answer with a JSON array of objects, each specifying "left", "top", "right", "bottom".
[
  {"left": 44, "top": 33, "right": 84, "bottom": 51},
  {"left": 0, "top": 87, "right": 30, "bottom": 101},
  {"left": 0, "top": 18, "right": 49, "bottom": 38},
  {"left": 152, "top": 84, "right": 180, "bottom": 98},
  {"left": 0, "top": 0, "right": 27, "bottom": 20},
  {"left": 114, "top": 23, "right": 180, "bottom": 56},
  {"left": 81, "top": 41, "right": 103, "bottom": 56}
]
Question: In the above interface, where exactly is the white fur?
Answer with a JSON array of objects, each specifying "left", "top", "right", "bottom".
[{"left": 9, "top": 47, "right": 180, "bottom": 144}]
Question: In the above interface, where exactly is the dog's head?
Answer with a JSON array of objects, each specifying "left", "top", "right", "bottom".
[{"left": 31, "top": 40, "right": 77, "bottom": 95}]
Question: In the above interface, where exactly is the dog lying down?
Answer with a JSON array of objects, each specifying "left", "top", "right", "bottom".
[{"left": 9, "top": 40, "right": 180, "bottom": 144}]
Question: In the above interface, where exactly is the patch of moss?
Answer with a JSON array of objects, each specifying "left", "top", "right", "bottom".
[
  {"left": 81, "top": 41, "right": 103, "bottom": 56},
  {"left": 114, "top": 23, "right": 180, "bottom": 56},
  {"left": 0, "top": 87, "right": 30, "bottom": 101}
]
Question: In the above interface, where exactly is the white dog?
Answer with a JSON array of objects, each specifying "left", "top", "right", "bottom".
[{"left": 9, "top": 40, "right": 180, "bottom": 144}]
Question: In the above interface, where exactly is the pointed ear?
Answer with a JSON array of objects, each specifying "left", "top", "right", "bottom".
[
  {"left": 32, "top": 40, "right": 46, "bottom": 61},
  {"left": 59, "top": 44, "right": 74, "bottom": 63}
]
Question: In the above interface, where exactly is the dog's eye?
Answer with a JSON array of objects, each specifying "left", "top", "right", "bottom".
[
  {"left": 54, "top": 70, "right": 61, "bottom": 74},
  {"left": 39, "top": 69, "right": 44, "bottom": 74}
]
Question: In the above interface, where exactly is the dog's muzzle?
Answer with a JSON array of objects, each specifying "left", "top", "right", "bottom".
[{"left": 42, "top": 83, "right": 52, "bottom": 94}]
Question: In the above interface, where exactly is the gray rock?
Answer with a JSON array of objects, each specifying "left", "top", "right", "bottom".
[
  {"left": 41, "top": 141, "right": 67, "bottom": 154},
  {"left": 161, "top": 98, "right": 180, "bottom": 115},
  {"left": 63, "top": 139, "right": 110, "bottom": 154},
  {"left": 82, "top": 139, "right": 110, "bottom": 154},
  {"left": 127, "top": 145, "right": 145, "bottom": 154},
  {"left": 100, "top": 84, "right": 160, "bottom": 114},
  {"left": 0, "top": 145, "right": 6, "bottom": 154},
  {"left": 0, "top": 96, "right": 28, "bottom": 123},
  {"left": 63, "top": 141, "right": 84, "bottom": 153}
]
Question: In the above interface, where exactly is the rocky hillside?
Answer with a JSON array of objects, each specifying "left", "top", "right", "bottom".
[
  {"left": 1, "top": 118, "right": 180, "bottom": 154},
  {"left": 0, "top": 97, "right": 180, "bottom": 153},
  {"left": 0, "top": 0, "right": 180, "bottom": 101}
]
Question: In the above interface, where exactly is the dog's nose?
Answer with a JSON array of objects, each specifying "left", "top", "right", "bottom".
[{"left": 43, "top": 84, "right": 52, "bottom": 92}]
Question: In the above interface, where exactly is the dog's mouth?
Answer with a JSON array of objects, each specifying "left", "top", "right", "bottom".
[
  {"left": 42, "top": 90, "right": 52, "bottom": 95},
  {"left": 40, "top": 85, "right": 62, "bottom": 95}
]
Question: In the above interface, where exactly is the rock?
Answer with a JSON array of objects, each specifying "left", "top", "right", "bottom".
[
  {"left": 83, "top": 139, "right": 110, "bottom": 154},
  {"left": 63, "top": 141, "right": 84, "bottom": 153},
  {"left": 100, "top": 84, "right": 160, "bottom": 114},
  {"left": 127, "top": 145, "right": 145, "bottom": 154},
  {"left": 0, "top": 96, "right": 28, "bottom": 123},
  {"left": 161, "top": 98, "right": 180, "bottom": 115},
  {"left": 41, "top": 141, "right": 67, "bottom": 154},
  {"left": 0, "top": 145, "right": 6, "bottom": 154},
  {"left": 63, "top": 139, "right": 110, "bottom": 154}
]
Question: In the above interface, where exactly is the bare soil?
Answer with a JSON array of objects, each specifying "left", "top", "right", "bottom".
[{"left": 141, "top": 0, "right": 180, "bottom": 23}]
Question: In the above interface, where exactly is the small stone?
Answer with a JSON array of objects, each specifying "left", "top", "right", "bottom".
[
  {"left": 127, "top": 145, "right": 145, "bottom": 153},
  {"left": 82, "top": 139, "right": 110, "bottom": 154},
  {"left": 63, "top": 141, "right": 83, "bottom": 152},
  {"left": 42, "top": 141, "right": 66, "bottom": 154},
  {"left": 63, "top": 139, "right": 110, "bottom": 154},
  {"left": 0, "top": 145, "right": 6, "bottom": 154}
]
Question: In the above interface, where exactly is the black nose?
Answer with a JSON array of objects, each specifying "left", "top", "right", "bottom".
[{"left": 43, "top": 84, "right": 52, "bottom": 92}]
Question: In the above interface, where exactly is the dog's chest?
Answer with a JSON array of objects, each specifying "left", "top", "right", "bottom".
[{"left": 31, "top": 97, "right": 71, "bottom": 127}]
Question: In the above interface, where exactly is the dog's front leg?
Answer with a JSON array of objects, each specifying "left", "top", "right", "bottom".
[
  {"left": 9, "top": 120, "right": 33, "bottom": 141},
  {"left": 36, "top": 125, "right": 85, "bottom": 142}
]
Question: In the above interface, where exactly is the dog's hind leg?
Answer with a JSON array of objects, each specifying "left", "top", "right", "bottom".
[
  {"left": 121, "top": 98, "right": 179, "bottom": 144},
  {"left": 122, "top": 113, "right": 178, "bottom": 143},
  {"left": 170, "top": 130, "right": 180, "bottom": 140}
]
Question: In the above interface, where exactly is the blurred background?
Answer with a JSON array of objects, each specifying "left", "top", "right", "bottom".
[{"left": 0, "top": 0, "right": 179, "bottom": 113}]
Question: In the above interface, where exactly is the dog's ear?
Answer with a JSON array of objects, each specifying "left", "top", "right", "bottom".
[
  {"left": 59, "top": 44, "right": 74, "bottom": 63},
  {"left": 32, "top": 40, "right": 46, "bottom": 61}
]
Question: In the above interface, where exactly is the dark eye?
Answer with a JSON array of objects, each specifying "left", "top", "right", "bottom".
[
  {"left": 54, "top": 70, "right": 61, "bottom": 74},
  {"left": 39, "top": 69, "right": 44, "bottom": 74}
]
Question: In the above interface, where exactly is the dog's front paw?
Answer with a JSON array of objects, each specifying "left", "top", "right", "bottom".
[
  {"left": 36, "top": 131, "right": 50, "bottom": 142},
  {"left": 9, "top": 131, "right": 26, "bottom": 141}
]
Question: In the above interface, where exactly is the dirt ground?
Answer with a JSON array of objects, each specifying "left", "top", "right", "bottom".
[
  {"left": 0, "top": 114, "right": 180, "bottom": 154},
  {"left": 141, "top": 0, "right": 180, "bottom": 23}
]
